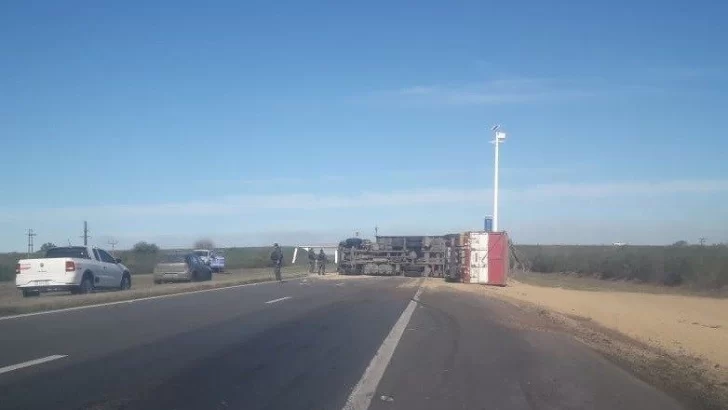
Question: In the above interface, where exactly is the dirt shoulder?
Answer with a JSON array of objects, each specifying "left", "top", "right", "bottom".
[
  {"left": 0, "top": 267, "right": 309, "bottom": 317},
  {"left": 427, "top": 276, "right": 728, "bottom": 410}
]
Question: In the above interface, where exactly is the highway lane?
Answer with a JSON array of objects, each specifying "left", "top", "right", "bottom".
[
  {"left": 0, "top": 276, "right": 684, "bottom": 410},
  {"left": 369, "top": 285, "right": 683, "bottom": 410},
  {"left": 0, "top": 276, "right": 415, "bottom": 410}
]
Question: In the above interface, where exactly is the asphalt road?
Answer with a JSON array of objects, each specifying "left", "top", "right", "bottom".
[{"left": 0, "top": 275, "right": 684, "bottom": 410}]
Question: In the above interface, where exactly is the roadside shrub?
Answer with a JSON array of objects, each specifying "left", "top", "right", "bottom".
[
  {"left": 39, "top": 243, "right": 56, "bottom": 253},
  {"left": 132, "top": 241, "right": 159, "bottom": 254},
  {"left": 193, "top": 239, "right": 215, "bottom": 250},
  {"left": 516, "top": 244, "right": 728, "bottom": 290}
]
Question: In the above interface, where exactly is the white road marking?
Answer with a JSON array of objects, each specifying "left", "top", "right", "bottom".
[
  {"left": 342, "top": 286, "right": 423, "bottom": 410},
  {"left": 1, "top": 278, "right": 306, "bottom": 322},
  {"left": 0, "top": 355, "right": 68, "bottom": 375},
  {"left": 265, "top": 296, "right": 292, "bottom": 304}
]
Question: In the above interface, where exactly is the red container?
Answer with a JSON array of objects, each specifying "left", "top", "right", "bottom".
[
  {"left": 486, "top": 232, "right": 509, "bottom": 286},
  {"left": 461, "top": 231, "right": 509, "bottom": 286}
]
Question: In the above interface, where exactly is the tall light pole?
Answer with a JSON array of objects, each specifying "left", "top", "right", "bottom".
[{"left": 491, "top": 125, "right": 507, "bottom": 232}]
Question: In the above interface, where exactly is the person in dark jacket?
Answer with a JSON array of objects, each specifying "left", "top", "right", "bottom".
[
  {"left": 317, "top": 249, "right": 326, "bottom": 276},
  {"left": 270, "top": 243, "right": 283, "bottom": 281},
  {"left": 307, "top": 248, "right": 316, "bottom": 273}
]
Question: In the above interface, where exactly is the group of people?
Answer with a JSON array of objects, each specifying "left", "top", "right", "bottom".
[
  {"left": 307, "top": 247, "right": 327, "bottom": 275},
  {"left": 269, "top": 243, "right": 327, "bottom": 282}
]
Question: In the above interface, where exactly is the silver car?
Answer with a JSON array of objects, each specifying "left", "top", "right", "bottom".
[{"left": 153, "top": 253, "right": 212, "bottom": 284}]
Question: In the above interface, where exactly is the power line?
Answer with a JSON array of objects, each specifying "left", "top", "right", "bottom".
[
  {"left": 26, "top": 229, "right": 37, "bottom": 257},
  {"left": 108, "top": 239, "right": 119, "bottom": 256}
]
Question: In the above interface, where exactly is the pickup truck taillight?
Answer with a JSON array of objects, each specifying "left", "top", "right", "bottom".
[{"left": 65, "top": 261, "right": 76, "bottom": 272}]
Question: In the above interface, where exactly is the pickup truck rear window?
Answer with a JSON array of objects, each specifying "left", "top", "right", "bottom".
[{"left": 45, "top": 246, "right": 91, "bottom": 259}]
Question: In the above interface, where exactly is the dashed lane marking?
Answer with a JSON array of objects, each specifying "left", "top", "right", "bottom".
[
  {"left": 265, "top": 296, "right": 292, "bottom": 304},
  {"left": 0, "top": 355, "right": 68, "bottom": 375}
]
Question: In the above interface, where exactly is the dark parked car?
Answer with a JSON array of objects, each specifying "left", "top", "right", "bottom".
[{"left": 153, "top": 253, "right": 212, "bottom": 284}]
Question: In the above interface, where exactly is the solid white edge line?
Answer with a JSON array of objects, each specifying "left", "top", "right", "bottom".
[
  {"left": 0, "top": 355, "right": 68, "bottom": 375},
  {"left": 265, "top": 296, "right": 292, "bottom": 304},
  {"left": 1, "top": 277, "right": 306, "bottom": 322},
  {"left": 342, "top": 286, "right": 423, "bottom": 410}
]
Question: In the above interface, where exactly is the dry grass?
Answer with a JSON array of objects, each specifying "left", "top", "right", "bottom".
[
  {"left": 429, "top": 274, "right": 728, "bottom": 410},
  {"left": 0, "top": 267, "right": 310, "bottom": 317},
  {"left": 514, "top": 271, "right": 728, "bottom": 298}
]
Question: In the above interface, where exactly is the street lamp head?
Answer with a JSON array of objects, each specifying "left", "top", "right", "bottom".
[{"left": 491, "top": 124, "right": 500, "bottom": 132}]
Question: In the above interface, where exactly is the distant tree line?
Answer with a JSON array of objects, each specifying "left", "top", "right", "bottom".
[
  {"left": 516, "top": 243, "right": 728, "bottom": 289},
  {"left": 131, "top": 241, "right": 159, "bottom": 254}
]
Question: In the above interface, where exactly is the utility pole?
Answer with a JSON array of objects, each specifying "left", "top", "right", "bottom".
[
  {"left": 108, "top": 239, "right": 119, "bottom": 256},
  {"left": 81, "top": 221, "right": 91, "bottom": 246},
  {"left": 491, "top": 125, "right": 507, "bottom": 232},
  {"left": 26, "top": 229, "right": 37, "bottom": 257},
  {"left": 375, "top": 225, "right": 379, "bottom": 237}
]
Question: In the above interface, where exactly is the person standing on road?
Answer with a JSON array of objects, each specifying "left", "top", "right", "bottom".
[
  {"left": 307, "top": 247, "right": 316, "bottom": 273},
  {"left": 317, "top": 249, "right": 326, "bottom": 276},
  {"left": 270, "top": 243, "right": 284, "bottom": 282}
]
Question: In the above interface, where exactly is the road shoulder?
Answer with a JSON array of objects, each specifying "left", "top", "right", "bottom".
[
  {"left": 428, "top": 279, "right": 728, "bottom": 410},
  {"left": 370, "top": 283, "right": 684, "bottom": 410}
]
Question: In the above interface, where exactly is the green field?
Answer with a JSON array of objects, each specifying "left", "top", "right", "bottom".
[
  {"left": 6, "top": 243, "right": 727, "bottom": 291},
  {"left": 515, "top": 244, "right": 728, "bottom": 290},
  {"left": 0, "top": 246, "right": 309, "bottom": 282},
  {"left": 117, "top": 246, "right": 309, "bottom": 275}
]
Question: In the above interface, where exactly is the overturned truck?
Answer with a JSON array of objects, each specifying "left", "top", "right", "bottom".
[
  {"left": 337, "top": 235, "right": 455, "bottom": 277},
  {"left": 337, "top": 232, "right": 511, "bottom": 283}
]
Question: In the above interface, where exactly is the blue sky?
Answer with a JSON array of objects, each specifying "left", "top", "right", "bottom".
[{"left": 1, "top": 0, "right": 727, "bottom": 251}]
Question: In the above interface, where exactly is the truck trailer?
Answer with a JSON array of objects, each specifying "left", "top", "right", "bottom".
[
  {"left": 337, "top": 232, "right": 510, "bottom": 285},
  {"left": 337, "top": 235, "right": 457, "bottom": 277}
]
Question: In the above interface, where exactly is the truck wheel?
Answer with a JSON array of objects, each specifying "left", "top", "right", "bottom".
[
  {"left": 153, "top": 279, "right": 162, "bottom": 285},
  {"left": 22, "top": 289, "right": 40, "bottom": 298},
  {"left": 79, "top": 276, "right": 94, "bottom": 294},
  {"left": 120, "top": 274, "right": 131, "bottom": 291}
]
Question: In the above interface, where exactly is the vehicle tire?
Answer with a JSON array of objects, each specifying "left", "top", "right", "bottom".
[
  {"left": 153, "top": 279, "right": 162, "bottom": 285},
  {"left": 119, "top": 274, "right": 131, "bottom": 291},
  {"left": 206, "top": 269, "right": 213, "bottom": 281},
  {"left": 21, "top": 289, "right": 40, "bottom": 298},
  {"left": 191, "top": 270, "right": 199, "bottom": 282},
  {"left": 79, "top": 275, "right": 94, "bottom": 294}
]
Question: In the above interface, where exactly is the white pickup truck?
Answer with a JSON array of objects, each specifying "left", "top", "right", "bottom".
[{"left": 15, "top": 246, "right": 132, "bottom": 297}]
